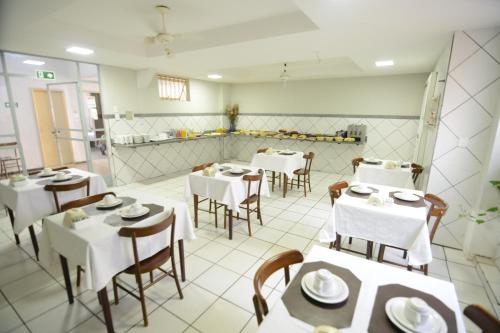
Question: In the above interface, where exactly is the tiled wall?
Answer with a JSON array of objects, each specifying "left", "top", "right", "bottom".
[
  {"left": 105, "top": 114, "right": 419, "bottom": 185},
  {"left": 427, "top": 28, "right": 500, "bottom": 249}
]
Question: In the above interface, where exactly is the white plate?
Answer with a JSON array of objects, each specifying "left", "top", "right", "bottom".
[
  {"left": 301, "top": 272, "right": 349, "bottom": 304},
  {"left": 230, "top": 168, "right": 244, "bottom": 174},
  {"left": 394, "top": 192, "right": 420, "bottom": 202},
  {"left": 96, "top": 198, "right": 123, "bottom": 208},
  {"left": 351, "top": 186, "right": 373, "bottom": 194},
  {"left": 365, "top": 158, "right": 381, "bottom": 163},
  {"left": 120, "top": 206, "right": 150, "bottom": 219},
  {"left": 385, "top": 297, "right": 446, "bottom": 333},
  {"left": 38, "top": 171, "right": 57, "bottom": 177},
  {"left": 52, "top": 175, "right": 73, "bottom": 182}
]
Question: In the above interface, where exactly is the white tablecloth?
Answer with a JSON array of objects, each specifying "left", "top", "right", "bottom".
[
  {"left": 319, "top": 183, "right": 431, "bottom": 266},
  {"left": 39, "top": 191, "right": 195, "bottom": 292},
  {"left": 353, "top": 161, "right": 414, "bottom": 189},
  {"left": 250, "top": 151, "right": 304, "bottom": 178},
  {"left": 0, "top": 168, "right": 107, "bottom": 233},
  {"left": 258, "top": 246, "right": 465, "bottom": 333},
  {"left": 184, "top": 163, "right": 270, "bottom": 213}
]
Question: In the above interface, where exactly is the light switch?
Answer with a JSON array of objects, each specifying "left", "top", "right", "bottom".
[{"left": 458, "top": 137, "right": 469, "bottom": 148}]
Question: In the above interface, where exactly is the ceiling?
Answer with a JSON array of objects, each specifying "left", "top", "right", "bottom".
[{"left": 1, "top": 0, "right": 500, "bottom": 83}]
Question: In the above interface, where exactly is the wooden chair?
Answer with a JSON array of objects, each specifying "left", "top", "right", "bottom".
[
  {"left": 61, "top": 191, "right": 116, "bottom": 287},
  {"left": 328, "top": 181, "right": 374, "bottom": 258},
  {"left": 411, "top": 163, "right": 424, "bottom": 184},
  {"left": 0, "top": 142, "right": 21, "bottom": 179},
  {"left": 463, "top": 304, "right": 500, "bottom": 332},
  {"left": 257, "top": 148, "right": 281, "bottom": 192},
  {"left": 112, "top": 211, "right": 183, "bottom": 327},
  {"left": 191, "top": 162, "right": 222, "bottom": 228},
  {"left": 291, "top": 152, "right": 314, "bottom": 197},
  {"left": 253, "top": 250, "right": 304, "bottom": 325},
  {"left": 224, "top": 169, "right": 264, "bottom": 236},
  {"left": 352, "top": 157, "right": 364, "bottom": 174},
  {"left": 378, "top": 193, "right": 448, "bottom": 275},
  {"left": 44, "top": 178, "right": 90, "bottom": 213},
  {"left": 28, "top": 166, "right": 68, "bottom": 176}
]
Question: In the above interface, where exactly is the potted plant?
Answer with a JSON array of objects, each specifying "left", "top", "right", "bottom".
[{"left": 225, "top": 104, "right": 239, "bottom": 132}]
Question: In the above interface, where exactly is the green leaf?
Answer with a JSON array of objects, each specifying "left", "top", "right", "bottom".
[
  {"left": 486, "top": 207, "right": 498, "bottom": 212},
  {"left": 490, "top": 180, "right": 500, "bottom": 186},
  {"left": 478, "top": 213, "right": 487, "bottom": 216},
  {"left": 476, "top": 219, "right": 486, "bottom": 224}
]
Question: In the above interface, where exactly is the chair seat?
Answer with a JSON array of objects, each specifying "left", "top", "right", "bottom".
[
  {"left": 293, "top": 168, "right": 307, "bottom": 175},
  {"left": 241, "top": 194, "right": 258, "bottom": 204},
  {"left": 123, "top": 246, "right": 171, "bottom": 274}
]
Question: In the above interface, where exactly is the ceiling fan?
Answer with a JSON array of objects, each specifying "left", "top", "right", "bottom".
[{"left": 144, "top": 5, "right": 176, "bottom": 57}]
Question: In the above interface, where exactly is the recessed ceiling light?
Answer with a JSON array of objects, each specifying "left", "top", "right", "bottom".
[
  {"left": 66, "top": 46, "right": 94, "bottom": 55},
  {"left": 23, "top": 59, "right": 45, "bottom": 66},
  {"left": 375, "top": 60, "right": 394, "bottom": 67},
  {"left": 207, "top": 74, "right": 222, "bottom": 79}
]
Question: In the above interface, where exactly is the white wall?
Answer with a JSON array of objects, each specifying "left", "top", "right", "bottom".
[{"left": 229, "top": 74, "right": 427, "bottom": 116}]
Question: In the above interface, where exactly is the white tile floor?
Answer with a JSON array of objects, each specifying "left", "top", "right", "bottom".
[{"left": 0, "top": 167, "right": 499, "bottom": 333}]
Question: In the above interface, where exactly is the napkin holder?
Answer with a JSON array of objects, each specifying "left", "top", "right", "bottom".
[
  {"left": 202, "top": 166, "right": 216, "bottom": 177},
  {"left": 265, "top": 148, "right": 273, "bottom": 155},
  {"left": 9, "top": 174, "right": 27, "bottom": 187},
  {"left": 384, "top": 160, "right": 397, "bottom": 169},
  {"left": 63, "top": 208, "right": 89, "bottom": 229},
  {"left": 367, "top": 193, "right": 384, "bottom": 206}
]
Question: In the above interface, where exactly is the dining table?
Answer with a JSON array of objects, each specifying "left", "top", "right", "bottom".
[
  {"left": 185, "top": 163, "right": 270, "bottom": 239},
  {"left": 257, "top": 245, "right": 465, "bottom": 332},
  {"left": 250, "top": 150, "right": 304, "bottom": 197},
  {"left": 0, "top": 168, "right": 107, "bottom": 259},
  {"left": 319, "top": 182, "right": 432, "bottom": 266},
  {"left": 353, "top": 159, "right": 415, "bottom": 189},
  {"left": 39, "top": 190, "right": 195, "bottom": 333}
]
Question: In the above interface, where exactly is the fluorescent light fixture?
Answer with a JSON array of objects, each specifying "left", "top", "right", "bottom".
[
  {"left": 375, "top": 60, "right": 394, "bottom": 67},
  {"left": 66, "top": 46, "right": 94, "bottom": 55},
  {"left": 207, "top": 74, "right": 222, "bottom": 79},
  {"left": 23, "top": 59, "right": 45, "bottom": 66}
]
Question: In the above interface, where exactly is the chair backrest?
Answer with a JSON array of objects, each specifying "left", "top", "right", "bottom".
[
  {"left": 243, "top": 169, "right": 264, "bottom": 201},
  {"left": 28, "top": 166, "right": 69, "bottom": 176},
  {"left": 303, "top": 152, "right": 314, "bottom": 174},
  {"left": 424, "top": 193, "right": 448, "bottom": 242},
  {"left": 328, "top": 181, "right": 348, "bottom": 206},
  {"left": 256, "top": 148, "right": 268, "bottom": 153},
  {"left": 253, "top": 250, "right": 304, "bottom": 325},
  {"left": 411, "top": 163, "right": 424, "bottom": 184},
  {"left": 118, "top": 211, "right": 176, "bottom": 271},
  {"left": 192, "top": 162, "right": 214, "bottom": 172},
  {"left": 463, "top": 304, "right": 500, "bottom": 332},
  {"left": 61, "top": 191, "right": 116, "bottom": 212},
  {"left": 44, "top": 178, "right": 90, "bottom": 213},
  {"left": 352, "top": 157, "right": 364, "bottom": 173}
]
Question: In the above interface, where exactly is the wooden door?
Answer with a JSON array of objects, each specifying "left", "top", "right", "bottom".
[{"left": 32, "top": 89, "right": 74, "bottom": 167}]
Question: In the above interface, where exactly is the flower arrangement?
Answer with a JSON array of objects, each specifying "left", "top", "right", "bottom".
[{"left": 225, "top": 104, "right": 239, "bottom": 132}]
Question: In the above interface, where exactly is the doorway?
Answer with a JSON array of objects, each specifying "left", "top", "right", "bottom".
[{"left": 31, "top": 88, "right": 75, "bottom": 167}]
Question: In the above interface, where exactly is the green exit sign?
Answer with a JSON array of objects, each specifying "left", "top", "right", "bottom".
[{"left": 35, "top": 70, "right": 56, "bottom": 80}]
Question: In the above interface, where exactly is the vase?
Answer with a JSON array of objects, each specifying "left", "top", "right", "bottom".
[{"left": 229, "top": 120, "right": 236, "bottom": 132}]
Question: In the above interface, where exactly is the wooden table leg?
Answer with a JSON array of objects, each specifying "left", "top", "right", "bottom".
[
  {"left": 28, "top": 225, "right": 39, "bottom": 261},
  {"left": 59, "top": 254, "right": 74, "bottom": 304},
  {"left": 98, "top": 286, "right": 115, "bottom": 333},
  {"left": 178, "top": 239, "right": 185, "bottom": 282},
  {"left": 228, "top": 209, "right": 233, "bottom": 240},
  {"left": 6, "top": 208, "right": 20, "bottom": 245},
  {"left": 193, "top": 195, "right": 198, "bottom": 228},
  {"left": 283, "top": 174, "right": 288, "bottom": 198}
]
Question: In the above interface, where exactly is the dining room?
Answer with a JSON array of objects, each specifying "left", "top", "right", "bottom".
[{"left": 0, "top": 1, "right": 500, "bottom": 333}]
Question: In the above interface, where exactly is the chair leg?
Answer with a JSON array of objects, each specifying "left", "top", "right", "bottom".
[
  {"left": 224, "top": 206, "right": 227, "bottom": 229},
  {"left": 171, "top": 253, "right": 184, "bottom": 299},
  {"left": 209, "top": 199, "right": 212, "bottom": 213},
  {"left": 257, "top": 201, "right": 263, "bottom": 225},
  {"left": 377, "top": 245, "right": 386, "bottom": 262},
  {"left": 136, "top": 272, "right": 148, "bottom": 326},
  {"left": 366, "top": 241, "right": 373, "bottom": 259},
  {"left": 247, "top": 205, "right": 251, "bottom": 236},
  {"left": 407, "top": 265, "right": 413, "bottom": 272},
  {"left": 76, "top": 266, "right": 82, "bottom": 287},
  {"left": 149, "top": 271, "right": 154, "bottom": 283},
  {"left": 335, "top": 234, "right": 341, "bottom": 251},
  {"left": 112, "top": 276, "right": 119, "bottom": 304},
  {"left": 271, "top": 171, "right": 275, "bottom": 192},
  {"left": 348, "top": 237, "right": 353, "bottom": 245},
  {"left": 193, "top": 195, "right": 199, "bottom": 228},
  {"left": 214, "top": 200, "right": 218, "bottom": 228},
  {"left": 279, "top": 173, "right": 281, "bottom": 187},
  {"left": 423, "top": 264, "right": 428, "bottom": 275},
  {"left": 308, "top": 173, "right": 312, "bottom": 192},
  {"left": 303, "top": 175, "right": 307, "bottom": 197},
  {"left": 403, "top": 250, "right": 407, "bottom": 259},
  {"left": 329, "top": 241, "right": 334, "bottom": 249}
]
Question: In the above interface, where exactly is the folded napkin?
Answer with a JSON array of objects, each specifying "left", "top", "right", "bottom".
[
  {"left": 384, "top": 160, "right": 397, "bottom": 169},
  {"left": 9, "top": 174, "right": 26, "bottom": 187},
  {"left": 63, "top": 208, "right": 89, "bottom": 229},
  {"left": 202, "top": 166, "right": 216, "bottom": 177},
  {"left": 265, "top": 148, "right": 273, "bottom": 155},
  {"left": 367, "top": 193, "right": 385, "bottom": 206}
]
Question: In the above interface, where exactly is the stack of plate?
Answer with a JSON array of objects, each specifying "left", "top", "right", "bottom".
[
  {"left": 385, "top": 297, "right": 447, "bottom": 333},
  {"left": 300, "top": 271, "right": 349, "bottom": 304}
]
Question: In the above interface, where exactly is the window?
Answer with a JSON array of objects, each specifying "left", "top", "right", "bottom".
[{"left": 157, "top": 75, "right": 190, "bottom": 101}]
